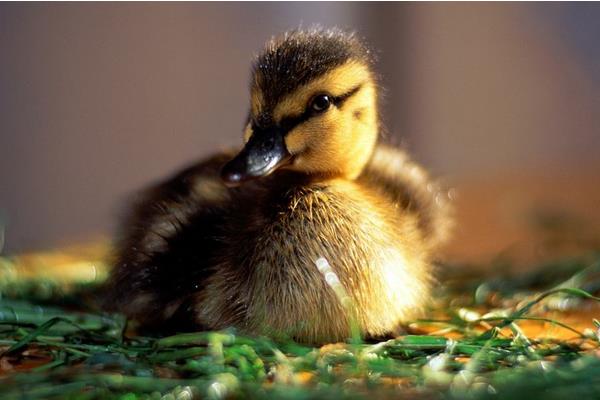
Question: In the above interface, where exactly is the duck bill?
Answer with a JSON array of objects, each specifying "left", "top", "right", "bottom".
[{"left": 221, "top": 128, "right": 291, "bottom": 186}]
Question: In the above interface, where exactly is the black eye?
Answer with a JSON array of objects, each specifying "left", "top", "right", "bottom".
[{"left": 310, "top": 94, "right": 331, "bottom": 113}]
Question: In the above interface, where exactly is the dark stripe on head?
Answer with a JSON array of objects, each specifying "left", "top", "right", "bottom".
[
  {"left": 252, "top": 28, "right": 373, "bottom": 110},
  {"left": 331, "top": 84, "right": 362, "bottom": 108},
  {"left": 270, "top": 84, "right": 363, "bottom": 135}
]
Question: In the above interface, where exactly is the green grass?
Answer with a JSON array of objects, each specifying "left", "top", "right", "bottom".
[{"left": 1, "top": 253, "right": 600, "bottom": 399}]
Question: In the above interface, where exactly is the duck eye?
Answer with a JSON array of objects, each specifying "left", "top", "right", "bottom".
[{"left": 310, "top": 94, "right": 331, "bottom": 113}]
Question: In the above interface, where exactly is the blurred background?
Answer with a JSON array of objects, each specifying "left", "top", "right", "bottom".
[{"left": 1, "top": 3, "right": 599, "bottom": 264}]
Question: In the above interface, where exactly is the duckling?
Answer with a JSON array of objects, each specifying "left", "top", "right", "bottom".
[{"left": 104, "top": 28, "right": 452, "bottom": 344}]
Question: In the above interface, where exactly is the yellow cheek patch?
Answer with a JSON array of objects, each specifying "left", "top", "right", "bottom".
[
  {"left": 284, "top": 109, "right": 339, "bottom": 154},
  {"left": 284, "top": 125, "right": 311, "bottom": 155},
  {"left": 341, "top": 84, "right": 378, "bottom": 125},
  {"left": 282, "top": 79, "right": 378, "bottom": 179},
  {"left": 284, "top": 83, "right": 377, "bottom": 152},
  {"left": 273, "top": 61, "right": 373, "bottom": 122}
]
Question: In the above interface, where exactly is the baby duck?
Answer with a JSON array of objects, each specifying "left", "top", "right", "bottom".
[{"left": 105, "top": 28, "right": 451, "bottom": 344}]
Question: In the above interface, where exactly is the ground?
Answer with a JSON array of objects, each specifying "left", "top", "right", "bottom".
[{"left": 1, "top": 241, "right": 600, "bottom": 399}]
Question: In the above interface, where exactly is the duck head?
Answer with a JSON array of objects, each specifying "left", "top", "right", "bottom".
[{"left": 221, "top": 28, "right": 379, "bottom": 186}]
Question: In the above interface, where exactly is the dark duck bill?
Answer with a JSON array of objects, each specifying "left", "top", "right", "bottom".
[{"left": 221, "top": 126, "right": 292, "bottom": 186}]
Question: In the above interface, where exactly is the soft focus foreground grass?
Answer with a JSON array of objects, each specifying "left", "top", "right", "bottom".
[{"left": 1, "top": 245, "right": 600, "bottom": 399}]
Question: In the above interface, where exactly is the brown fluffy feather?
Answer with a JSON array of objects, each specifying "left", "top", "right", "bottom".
[{"left": 104, "top": 28, "right": 452, "bottom": 344}]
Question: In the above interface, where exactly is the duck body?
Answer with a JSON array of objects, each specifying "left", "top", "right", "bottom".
[{"left": 105, "top": 28, "right": 451, "bottom": 344}]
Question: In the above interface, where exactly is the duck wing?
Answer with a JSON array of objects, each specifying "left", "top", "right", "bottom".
[
  {"left": 104, "top": 151, "right": 236, "bottom": 331},
  {"left": 358, "top": 144, "right": 453, "bottom": 251}
]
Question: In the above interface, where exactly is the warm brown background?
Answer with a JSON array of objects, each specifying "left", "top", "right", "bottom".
[{"left": 1, "top": 3, "right": 599, "bottom": 263}]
